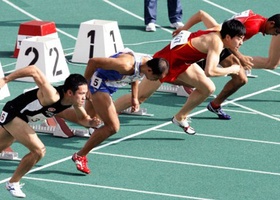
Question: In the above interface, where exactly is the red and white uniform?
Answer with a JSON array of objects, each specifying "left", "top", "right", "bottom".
[
  {"left": 230, "top": 10, "right": 267, "bottom": 41},
  {"left": 154, "top": 30, "right": 214, "bottom": 83}
]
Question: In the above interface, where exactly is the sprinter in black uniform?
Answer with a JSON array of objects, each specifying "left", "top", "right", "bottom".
[{"left": 0, "top": 65, "right": 97, "bottom": 198}]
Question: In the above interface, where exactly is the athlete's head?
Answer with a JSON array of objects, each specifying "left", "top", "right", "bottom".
[
  {"left": 63, "top": 74, "right": 87, "bottom": 94},
  {"left": 265, "top": 14, "right": 280, "bottom": 35},
  {"left": 220, "top": 19, "right": 246, "bottom": 51},
  {"left": 146, "top": 58, "right": 169, "bottom": 80},
  {"left": 220, "top": 19, "right": 246, "bottom": 39}
]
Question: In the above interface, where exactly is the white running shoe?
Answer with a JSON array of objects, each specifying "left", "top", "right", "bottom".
[
  {"left": 145, "top": 23, "right": 156, "bottom": 32},
  {"left": 170, "top": 22, "right": 184, "bottom": 29},
  {"left": 6, "top": 181, "right": 26, "bottom": 198},
  {"left": 172, "top": 117, "right": 196, "bottom": 135}
]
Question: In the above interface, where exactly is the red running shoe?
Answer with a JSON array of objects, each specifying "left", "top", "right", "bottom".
[{"left": 72, "top": 153, "right": 90, "bottom": 174}]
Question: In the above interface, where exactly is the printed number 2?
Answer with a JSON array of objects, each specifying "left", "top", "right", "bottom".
[
  {"left": 25, "top": 47, "right": 39, "bottom": 65},
  {"left": 49, "top": 47, "right": 62, "bottom": 76},
  {"left": 25, "top": 47, "right": 61, "bottom": 77}
]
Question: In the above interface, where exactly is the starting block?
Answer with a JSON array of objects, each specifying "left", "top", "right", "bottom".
[
  {"left": 15, "top": 36, "right": 70, "bottom": 83},
  {"left": 121, "top": 107, "right": 154, "bottom": 117},
  {"left": 72, "top": 19, "right": 124, "bottom": 63},
  {"left": 0, "top": 61, "right": 10, "bottom": 100},
  {"left": 157, "top": 84, "right": 193, "bottom": 97},
  {"left": 0, "top": 147, "right": 20, "bottom": 160},
  {"left": 246, "top": 69, "right": 258, "bottom": 78},
  {"left": 13, "top": 20, "right": 58, "bottom": 58},
  {"left": 31, "top": 116, "right": 90, "bottom": 138}
]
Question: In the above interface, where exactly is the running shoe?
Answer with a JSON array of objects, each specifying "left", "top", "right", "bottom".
[
  {"left": 171, "top": 117, "right": 196, "bottom": 135},
  {"left": 6, "top": 181, "right": 26, "bottom": 198},
  {"left": 72, "top": 153, "right": 90, "bottom": 174},
  {"left": 207, "top": 103, "right": 231, "bottom": 120},
  {"left": 170, "top": 22, "right": 184, "bottom": 29},
  {"left": 145, "top": 23, "right": 156, "bottom": 32}
]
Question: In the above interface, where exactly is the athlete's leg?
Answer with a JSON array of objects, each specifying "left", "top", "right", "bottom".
[
  {"left": 252, "top": 35, "right": 280, "bottom": 69},
  {"left": 4, "top": 117, "right": 46, "bottom": 183},
  {"left": 172, "top": 63, "right": 215, "bottom": 121},
  {"left": 77, "top": 91, "right": 120, "bottom": 156},
  {"left": 211, "top": 54, "right": 247, "bottom": 106},
  {"left": 0, "top": 126, "right": 15, "bottom": 152},
  {"left": 114, "top": 77, "right": 162, "bottom": 113}
]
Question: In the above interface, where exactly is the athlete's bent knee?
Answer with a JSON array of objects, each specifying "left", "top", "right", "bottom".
[{"left": 32, "top": 146, "right": 46, "bottom": 161}]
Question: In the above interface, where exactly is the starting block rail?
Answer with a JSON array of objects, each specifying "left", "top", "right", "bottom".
[
  {"left": 121, "top": 107, "right": 154, "bottom": 117},
  {"left": 31, "top": 124, "right": 90, "bottom": 138},
  {"left": 30, "top": 116, "right": 90, "bottom": 138},
  {"left": 0, "top": 147, "right": 21, "bottom": 161},
  {"left": 157, "top": 84, "right": 193, "bottom": 97}
]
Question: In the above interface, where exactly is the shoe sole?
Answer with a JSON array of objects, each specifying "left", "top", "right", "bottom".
[
  {"left": 171, "top": 117, "right": 196, "bottom": 135},
  {"left": 72, "top": 157, "right": 90, "bottom": 174},
  {"left": 207, "top": 106, "right": 231, "bottom": 120}
]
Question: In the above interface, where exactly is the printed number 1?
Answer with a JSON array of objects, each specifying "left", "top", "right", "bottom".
[
  {"left": 87, "top": 30, "right": 118, "bottom": 59},
  {"left": 88, "top": 30, "right": 95, "bottom": 59},
  {"left": 110, "top": 30, "right": 117, "bottom": 53}
]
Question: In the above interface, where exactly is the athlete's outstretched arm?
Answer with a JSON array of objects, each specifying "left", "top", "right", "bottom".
[
  {"left": 84, "top": 55, "right": 134, "bottom": 81},
  {"left": 0, "top": 65, "right": 58, "bottom": 105},
  {"left": 173, "top": 10, "right": 220, "bottom": 36}
]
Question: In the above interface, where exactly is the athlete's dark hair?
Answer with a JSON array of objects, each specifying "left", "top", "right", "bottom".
[
  {"left": 146, "top": 58, "right": 169, "bottom": 75},
  {"left": 220, "top": 19, "right": 246, "bottom": 39},
  {"left": 63, "top": 74, "right": 87, "bottom": 93},
  {"left": 268, "top": 14, "right": 280, "bottom": 28}
]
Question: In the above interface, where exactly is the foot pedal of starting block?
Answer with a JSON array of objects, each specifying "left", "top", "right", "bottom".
[
  {"left": 246, "top": 70, "right": 258, "bottom": 78},
  {"left": 157, "top": 84, "right": 179, "bottom": 93},
  {"left": 0, "top": 147, "right": 21, "bottom": 160},
  {"left": 72, "top": 129, "right": 91, "bottom": 137},
  {"left": 121, "top": 107, "right": 154, "bottom": 117},
  {"left": 52, "top": 117, "right": 75, "bottom": 138},
  {"left": 177, "top": 86, "right": 194, "bottom": 97}
]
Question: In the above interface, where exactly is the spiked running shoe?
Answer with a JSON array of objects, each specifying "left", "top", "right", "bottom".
[
  {"left": 72, "top": 153, "right": 90, "bottom": 174},
  {"left": 172, "top": 117, "right": 196, "bottom": 135},
  {"left": 207, "top": 103, "right": 231, "bottom": 120},
  {"left": 6, "top": 181, "right": 26, "bottom": 198}
]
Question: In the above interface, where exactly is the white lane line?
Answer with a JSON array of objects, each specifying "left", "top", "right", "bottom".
[
  {"left": 3, "top": 0, "right": 77, "bottom": 40},
  {"left": 103, "top": 0, "right": 172, "bottom": 33},
  {"left": 23, "top": 176, "right": 214, "bottom": 200},
  {"left": 155, "top": 129, "right": 280, "bottom": 146},
  {"left": 202, "top": 0, "right": 237, "bottom": 14},
  {"left": 93, "top": 152, "right": 280, "bottom": 176}
]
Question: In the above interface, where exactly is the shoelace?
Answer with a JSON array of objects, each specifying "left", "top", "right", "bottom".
[
  {"left": 218, "top": 108, "right": 227, "bottom": 115},
  {"left": 7, "top": 183, "right": 25, "bottom": 190}
]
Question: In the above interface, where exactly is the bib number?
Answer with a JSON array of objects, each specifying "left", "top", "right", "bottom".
[
  {"left": 230, "top": 10, "right": 250, "bottom": 20},
  {"left": 90, "top": 75, "right": 102, "bottom": 89},
  {"left": 0, "top": 111, "right": 8, "bottom": 123},
  {"left": 170, "top": 31, "right": 191, "bottom": 49}
]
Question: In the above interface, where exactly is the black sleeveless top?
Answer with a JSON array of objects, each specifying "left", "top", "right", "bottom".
[{"left": 1, "top": 85, "right": 71, "bottom": 123}]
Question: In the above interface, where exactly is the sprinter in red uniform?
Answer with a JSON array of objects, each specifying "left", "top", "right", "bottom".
[{"left": 173, "top": 10, "right": 280, "bottom": 119}]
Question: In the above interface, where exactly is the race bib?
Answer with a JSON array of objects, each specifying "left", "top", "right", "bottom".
[
  {"left": 170, "top": 30, "right": 191, "bottom": 49},
  {"left": 230, "top": 10, "right": 250, "bottom": 20},
  {"left": 0, "top": 111, "right": 8, "bottom": 123},
  {"left": 90, "top": 75, "right": 102, "bottom": 89}
]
